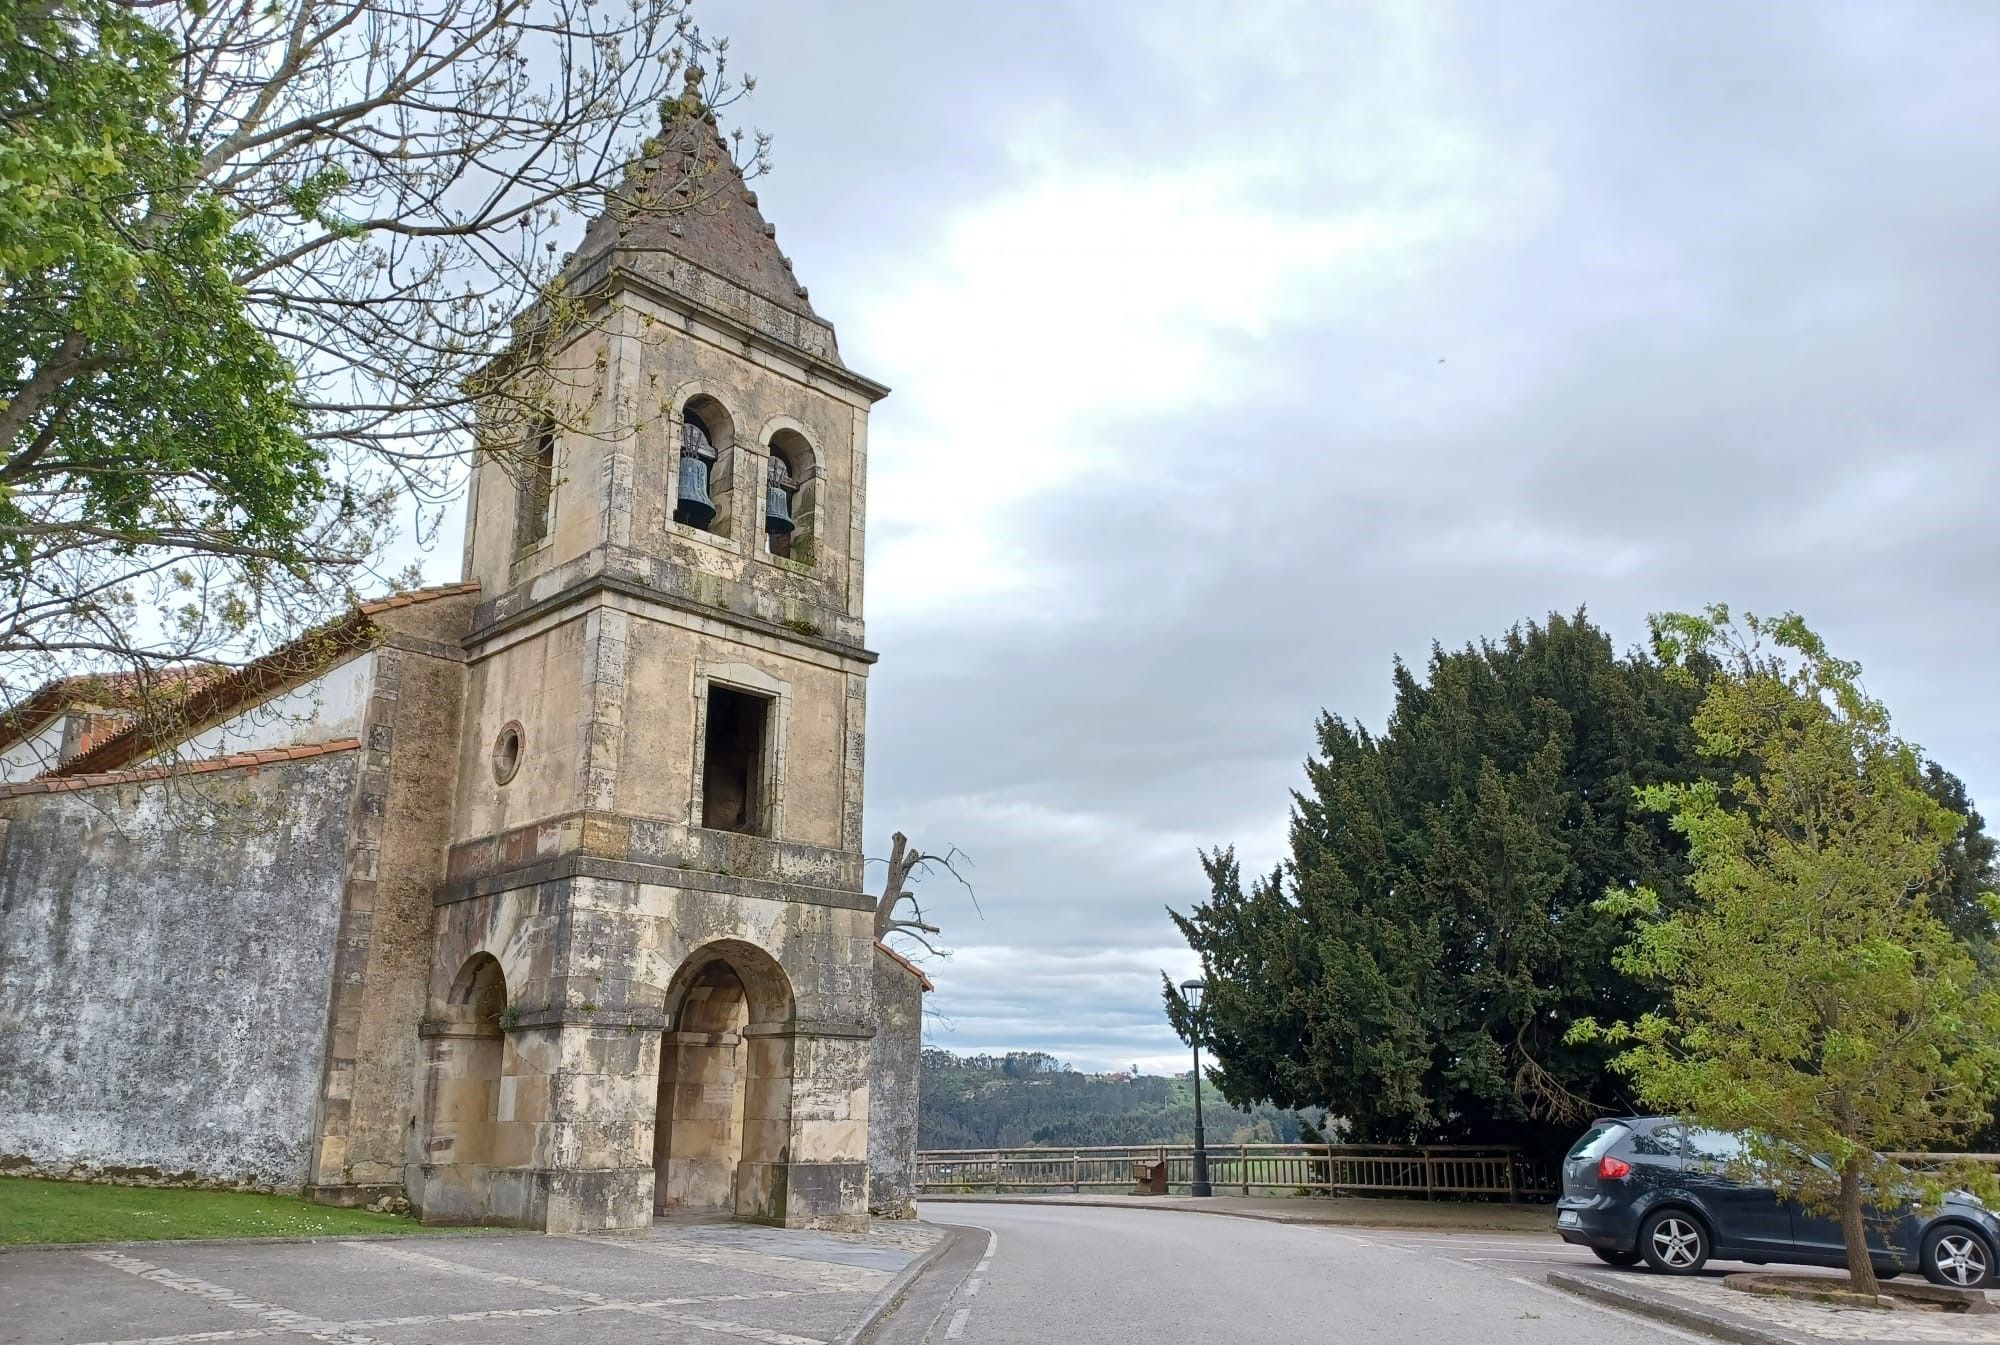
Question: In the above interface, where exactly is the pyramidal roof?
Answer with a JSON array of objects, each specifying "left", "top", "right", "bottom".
[{"left": 570, "top": 68, "right": 824, "bottom": 330}]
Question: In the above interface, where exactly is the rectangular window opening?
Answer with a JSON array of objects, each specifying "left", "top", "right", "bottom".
[
  {"left": 516, "top": 423, "right": 555, "bottom": 552},
  {"left": 701, "top": 686, "right": 770, "bottom": 835}
]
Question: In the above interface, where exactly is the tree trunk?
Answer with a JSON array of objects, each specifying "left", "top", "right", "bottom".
[
  {"left": 1839, "top": 1155, "right": 1880, "bottom": 1297},
  {"left": 874, "top": 832, "right": 911, "bottom": 939}
]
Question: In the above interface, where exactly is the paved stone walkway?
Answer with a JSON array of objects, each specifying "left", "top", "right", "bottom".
[
  {"left": 1650, "top": 1274, "right": 2000, "bottom": 1343},
  {"left": 0, "top": 1220, "right": 944, "bottom": 1345},
  {"left": 1555, "top": 1266, "right": 2000, "bottom": 1345}
]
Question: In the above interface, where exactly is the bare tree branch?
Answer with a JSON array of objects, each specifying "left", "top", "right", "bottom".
[{"left": 872, "top": 830, "right": 980, "bottom": 949}]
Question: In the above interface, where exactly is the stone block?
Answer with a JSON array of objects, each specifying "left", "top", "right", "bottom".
[
  {"left": 490, "top": 1121, "right": 535, "bottom": 1169},
  {"left": 542, "top": 1165, "right": 653, "bottom": 1233},
  {"left": 497, "top": 1074, "right": 549, "bottom": 1124},
  {"left": 740, "top": 1117, "right": 791, "bottom": 1165},
  {"left": 793, "top": 1118, "right": 867, "bottom": 1164}
]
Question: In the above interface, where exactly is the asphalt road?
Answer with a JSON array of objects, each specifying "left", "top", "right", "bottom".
[{"left": 911, "top": 1202, "right": 1737, "bottom": 1344}]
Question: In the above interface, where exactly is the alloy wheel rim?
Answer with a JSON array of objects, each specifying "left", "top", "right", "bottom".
[
  {"left": 1652, "top": 1219, "right": 1701, "bottom": 1268},
  {"left": 1936, "top": 1234, "right": 1988, "bottom": 1286}
]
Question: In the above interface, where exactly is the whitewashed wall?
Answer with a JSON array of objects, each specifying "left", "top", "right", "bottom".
[
  {"left": 156, "top": 653, "right": 376, "bottom": 763},
  {"left": 0, "top": 719, "right": 67, "bottom": 784}
]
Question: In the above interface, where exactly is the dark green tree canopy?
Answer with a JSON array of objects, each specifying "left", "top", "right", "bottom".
[{"left": 1171, "top": 610, "right": 1996, "bottom": 1153}]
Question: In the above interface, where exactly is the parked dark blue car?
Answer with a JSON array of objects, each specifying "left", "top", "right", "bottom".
[{"left": 1555, "top": 1116, "right": 2000, "bottom": 1286}]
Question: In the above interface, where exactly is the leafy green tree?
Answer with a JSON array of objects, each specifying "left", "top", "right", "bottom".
[
  {"left": 1171, "top": 611, "right": 1710, "bottom": 1150},
  {"left": 1, "top": 1, "right": 337, "bottom": 653},
  {"left": 2, "top": 0, "right": 745, "bottom": 726},
  {"left": 1576, "top": 607, "right": 2000, "bottom": 1296}
]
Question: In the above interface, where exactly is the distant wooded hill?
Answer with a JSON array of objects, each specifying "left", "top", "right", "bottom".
[{"left": 918, "top": 1049, "right": 1319, "bottom": 1149}]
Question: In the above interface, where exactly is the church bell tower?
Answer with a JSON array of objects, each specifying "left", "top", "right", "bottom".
[{"left": 414, "top": 70, "right": 889, "bottom": 1234}]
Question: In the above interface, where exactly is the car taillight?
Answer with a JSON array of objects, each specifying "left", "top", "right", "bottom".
[{"left": 1598, "top": 1155, "right": 1632, "bottom": 1180}]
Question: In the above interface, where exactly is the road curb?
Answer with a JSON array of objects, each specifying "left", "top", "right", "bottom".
[
  {"left": 1547, "top": 1269, "right": 1804, "bottom": 1345},
  {"left": 919, "top": 1193, "right": 1550, "bottom": 1235},
  {"left": 838, "top": 1222, "right": 985, "bottom": 1345}
]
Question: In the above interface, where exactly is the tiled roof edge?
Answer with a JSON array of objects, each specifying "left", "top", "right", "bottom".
[
  {"left": 52, "top": 581, "right": 479, "bottom": 778},
  {"left": 874, "top": 939, "right": 936, "bottom": 991},
  {"left": 0, "top": 738, "right": 362, "bottom": 798}
]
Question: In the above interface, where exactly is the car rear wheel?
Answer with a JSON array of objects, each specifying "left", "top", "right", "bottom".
[
  {"left": 1922, "top": 1226, "right": 1996, "bottom": 1288},
  {"left": 1592, "top": 1248, "right": 1643, "bottom": 1268},
  {"left": 1639, "top": 1211, "right": 1710, "bottom": 1275}
]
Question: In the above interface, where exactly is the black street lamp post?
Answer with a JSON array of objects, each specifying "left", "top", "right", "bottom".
[{"left": 1181, "top": 977, "right": 1212, "bottom": 1198}]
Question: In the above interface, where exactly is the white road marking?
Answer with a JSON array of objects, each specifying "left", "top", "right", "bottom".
[
  {"left": 936, "top": 1222, "right": 1001, "bottom": 1340},
  {"left": 80, "top": 1251, "right": 382, "bottom": 1345},
  {"left": 349, "top": 1242, "right": 828, "bottom": 1344},
  {"left": 342, "top": 1287, "right": 846, "bottom": 1327},
  {"left": 564, "top": 1232, "right": 885, "bottom": 1290},
  {"left": 1505, "top": 1275, "right": 1715, "bottom": 1343},
  {"left": 53, "top": 1282, "right": 848, "bottom": 1345},
  {"left": 55, "top": 1330, "right": 281, "bottom": 1345}
]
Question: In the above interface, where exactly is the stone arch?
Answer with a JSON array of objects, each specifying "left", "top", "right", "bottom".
[
  {"left": 669, "top": 384, "right": 739, "bottom": 538},
  {"left": 448, "top": 952, "right": 508, "bottom": 1017},
  {"left": 418, "top": 953, "right": 513, "bottom": 1222},
  {"left": 653, "top": 940, "right": 795, "bottom": 1219},
  {"left": 758, "top": 417, "right": 822, "bottom": 563}
]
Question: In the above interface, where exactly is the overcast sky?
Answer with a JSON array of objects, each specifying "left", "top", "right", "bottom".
[{"left": 435, "top": 1, "right": 2000, "bottom": 1073}]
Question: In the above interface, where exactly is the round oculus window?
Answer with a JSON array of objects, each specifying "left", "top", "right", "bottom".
[{"left": 492, "top": 722, "right": 524, "bottom": 785}]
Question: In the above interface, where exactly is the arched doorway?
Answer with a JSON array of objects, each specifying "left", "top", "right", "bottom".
[
  {"left": 654, "top": 941, "right": 794, "bottom": 1219},
  {"left": 419, "top": 953, "right": 511, "bottom": 1222}
]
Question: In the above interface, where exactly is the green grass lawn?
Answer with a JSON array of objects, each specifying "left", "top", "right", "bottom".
[{"left": 0, "top": 1177, "right": 420, "bottom": 1245}]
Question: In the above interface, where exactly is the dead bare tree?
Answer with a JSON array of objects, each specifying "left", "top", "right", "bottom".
[{"left": 871, "top": 831, "right": 978, "bottom": 955}]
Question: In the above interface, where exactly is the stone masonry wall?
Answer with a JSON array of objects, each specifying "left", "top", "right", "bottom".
[
  {"left": 309, "top": 600, "right": 475, "bottom": 1201},
  {"left": 0, "top": 751, "right": 359, "bottom": 1187},
  {"left": 868, "top": 946, "right": 925, "bottom": 1217}
]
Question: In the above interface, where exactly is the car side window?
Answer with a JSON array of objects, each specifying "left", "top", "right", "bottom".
[
  {"left": 1685, "top": 1128, "right": 1747, "bottom": 1171},
  {"left": 1629, "top": 1124, "right": 1685, "bottom": 1159}
]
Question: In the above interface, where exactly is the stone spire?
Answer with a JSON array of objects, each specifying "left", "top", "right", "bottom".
[{"left": 571, "top": 65, "right": 819, "bottom": 322}]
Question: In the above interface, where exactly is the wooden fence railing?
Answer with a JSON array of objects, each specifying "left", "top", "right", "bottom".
[{"left": 915, "top": 1143, "right": 1559, "bottom": 1201}]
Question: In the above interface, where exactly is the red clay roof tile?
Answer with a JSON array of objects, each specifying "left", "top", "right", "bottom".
[
  {"left": 874, "top": 940, "right": 935, "bottom": 991},
  {"left": 0, "top": 738, "right": 363, "bottom": 799}
]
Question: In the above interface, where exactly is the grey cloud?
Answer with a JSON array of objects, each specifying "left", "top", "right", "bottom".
[{"left": 689, "top": 2, "right": 2000, "bottom": 1070}]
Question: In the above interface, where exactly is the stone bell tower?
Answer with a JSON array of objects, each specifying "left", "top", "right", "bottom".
[{"left": 413, "top": 74, "right": 889, "bottom": 1234}]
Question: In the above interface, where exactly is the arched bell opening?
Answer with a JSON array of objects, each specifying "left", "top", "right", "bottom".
[
  {"left": 653, "top": 941, "right": 795, "bottom": 1219},
  {"left": 674, "top": 396, "right": 735, "bottom": 535},
  {"left": 763, "top": 429, "right": 816, "bottom": 563}
]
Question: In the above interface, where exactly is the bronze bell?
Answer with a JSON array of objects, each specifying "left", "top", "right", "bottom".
[
  {"left": 675, "top": 415, "right": 718, "bottom": 528},
  {"left": 764, "top": 455, "right": 796, "bottom": 536},
  {"left": 676, "top": 454, "right": 716, "bottom": 527}
]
